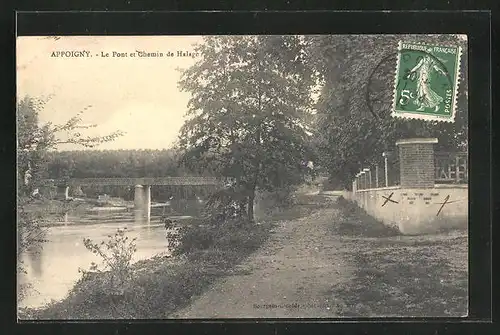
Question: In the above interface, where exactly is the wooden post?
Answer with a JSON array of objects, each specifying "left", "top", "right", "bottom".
[
  {"left": 383, "top": 152, "right": 389, "bottom": 187},
  {"left": 363, "top": 168, "right": 370, "bottom": 189}
]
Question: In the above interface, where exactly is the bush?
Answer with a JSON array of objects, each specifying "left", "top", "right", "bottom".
[
  {"left": 254, "top": 186, "right": 297, "bottom": 219},
  {"left": 172, "top": 225, "right": 216, "bottom": 255},
  {"left": 80, "top": 228, "right": 137, "bottom": 295},
  {"left": 171, "top": 218, "right": 269, "bottom": 259}
]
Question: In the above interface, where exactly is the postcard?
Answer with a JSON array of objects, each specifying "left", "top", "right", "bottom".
[{"left": 17, "top": 34, "right": 468, "bottom": 319}]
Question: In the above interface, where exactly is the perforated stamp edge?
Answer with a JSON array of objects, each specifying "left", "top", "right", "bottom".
[{"left": 390, "top": 41, "right": 463, "bottom": 123}]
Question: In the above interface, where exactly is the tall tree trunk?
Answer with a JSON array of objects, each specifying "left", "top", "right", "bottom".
[
  {"left": 240, "top": 200, "right": 247, "bottom": 217},
  {"left": 247, "top": 185, "right": 255, "bottom": 222},
  {"left": 247, "top": 163, "right": 260, "bottom": 222}
]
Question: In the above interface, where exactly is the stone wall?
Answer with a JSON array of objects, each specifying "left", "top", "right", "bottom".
[
  {"left": 343, "top": 185, "right": 468, "bottom": 234},
  {"left": 346, "top": 138, "right": 468, "bottom": 235}
]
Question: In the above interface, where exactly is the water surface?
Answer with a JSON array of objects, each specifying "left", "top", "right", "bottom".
[{"left": 18, "top": 207, "right": 181, "bottom": 309}]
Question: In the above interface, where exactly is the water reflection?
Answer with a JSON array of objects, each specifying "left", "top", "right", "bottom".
[
  {"left": 26, "top": 243, "right": 43, "bottom": 277},
  {"left": 134, "top": 209, "right": 144, "bottom": 224},
  {"left": 17, "top": 206, "right": 177, "bottom": 309}
]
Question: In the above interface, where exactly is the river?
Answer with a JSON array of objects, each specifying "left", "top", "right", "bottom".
[{"left": 17, "top": 204, "right": 195, "bottom": 309}]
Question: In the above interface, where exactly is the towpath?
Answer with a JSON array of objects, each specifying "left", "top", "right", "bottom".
[{"left": 172, "top": 193, "right": 353, "bottom": 318}]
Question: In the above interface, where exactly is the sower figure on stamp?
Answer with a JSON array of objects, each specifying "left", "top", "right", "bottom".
[{"left": 408, "top": 55, "right": 447, "bottom": 112}]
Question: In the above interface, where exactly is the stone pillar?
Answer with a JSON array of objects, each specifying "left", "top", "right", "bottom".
[
  {"left": 375, "top": 165, "right": 379, "bottom": 188},
  {"left": 56, "top": 185, "right": 69, "bottom": 200},
  {"left": 143, "top": 185, "right": 151, "bottom": 223},
  {"left": 134, "top": 185, "right": 144, "bottom": 209},
  {"left": 396, "top": 138, "right": 438, "bottom": 188},
  {"left": 134, "top": 185, "right": 144, "bottom": 223},
  {"left": 360, "top": 171, "right": 365, "bottom": 190}
]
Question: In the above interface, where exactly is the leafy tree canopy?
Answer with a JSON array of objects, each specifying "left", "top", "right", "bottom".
[
  {"left": 178, "top": 35, "right": 318, "bottom": 221},
  {"left": 304, "top": 35, "right": 468, "bottom": 188}
]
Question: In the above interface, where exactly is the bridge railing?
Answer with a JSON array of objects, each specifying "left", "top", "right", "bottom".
[{"left": 37, "top": 176, "right": 233, "bottom": 187}]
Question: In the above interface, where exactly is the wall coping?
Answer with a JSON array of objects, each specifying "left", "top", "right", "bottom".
[
  {"left": 395, "top": 138, "right": 438, "bottom": 146},
  {"left": 354, "top": 184, "right": 467, "bottom": 192},
  {"left": 355, "top": 186, "right": 401, "bottom": 193},
  {"left": 434, "top": 183, "right": 468, "bottom": 189}
]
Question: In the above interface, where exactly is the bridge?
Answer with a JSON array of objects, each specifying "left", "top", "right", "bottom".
[
  {"left": 39, "top": 176, "right": 231, "bottom": 222},
  {"left": 40, "top": 177, "right": 228, "bottom": 187}
]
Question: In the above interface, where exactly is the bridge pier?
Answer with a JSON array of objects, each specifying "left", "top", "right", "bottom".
[
  {"left": 134, "top": 185, "right": 144, "bottom": 222},
  {"left": 143, "top": 185, "right": 151, "bottom": 223},
  {"left": 134, "top": 185, "right": 144, "bottom": 209},
  {"left": 134, "top": 184, "right": 151, "bottom": 223}
]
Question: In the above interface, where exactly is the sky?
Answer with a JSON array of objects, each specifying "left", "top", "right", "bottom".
[
  {"left": 17, "top": 36, "right": 203, "bottom": 151},
  {"left": 17, "top": 34, "right": 467, "bottom": 151}
]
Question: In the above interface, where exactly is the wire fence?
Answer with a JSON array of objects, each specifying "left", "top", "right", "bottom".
[
  {"left": 353, "top": 150, "right": 467, "bottom": 191},
  {"left": 354, "top": 151, "right": 400, "bottom": 190}
]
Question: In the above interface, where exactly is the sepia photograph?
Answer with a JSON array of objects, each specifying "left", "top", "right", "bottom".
[{"left": 16, "top": 34, "right": 468, "bottom": 319}]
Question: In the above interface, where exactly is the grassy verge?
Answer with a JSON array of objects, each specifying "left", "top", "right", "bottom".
[
  {"left": 330, "top": 197, "right": 468, "bottom": 317},
  {"left": 19, "top": 191, "right": 325, "bottom": 319}
]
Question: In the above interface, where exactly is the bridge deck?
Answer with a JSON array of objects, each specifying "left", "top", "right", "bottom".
[{"left": 39, "top": 177, "right": 230, "bottom": 186}]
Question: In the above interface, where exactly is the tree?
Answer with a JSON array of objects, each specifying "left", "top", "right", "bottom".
[
  {"left": 17, "top": 96, "right": 125, "bottom": 195},
  {"left": 17, "top": 95, "right": 124, "bottom": 296},
  {"left": 178, "top": 35, "right": 317, "bottom": 222},
  {"left": 305, "top": 35, "right": 468, "bottom": 188}
]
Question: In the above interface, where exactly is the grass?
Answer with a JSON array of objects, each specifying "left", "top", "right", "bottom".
[
  {"left": 330, "top": 197, "right": 468, "bottom": 317},
  {"left": 19, "top": 191, "right": 325, "bottom": 320}
]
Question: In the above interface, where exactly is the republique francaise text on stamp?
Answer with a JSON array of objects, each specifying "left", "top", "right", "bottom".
[{"left": 392, "top": 41, "right": 463, "bottom": 122}]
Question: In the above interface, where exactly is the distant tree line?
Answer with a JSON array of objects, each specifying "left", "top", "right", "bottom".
[{"left": 43, "top": 149, "right": 191, "bottom": 179}]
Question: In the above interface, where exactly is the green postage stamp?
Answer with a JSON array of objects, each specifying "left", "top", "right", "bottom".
[{"left": 392, "top": 41, "right": 463, "bottom": 122}]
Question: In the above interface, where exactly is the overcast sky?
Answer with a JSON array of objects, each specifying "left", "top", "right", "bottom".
[
  {"left": 17, "top": 36, "right": 203, "bottom": 151},
  {"left": 17, "top": 35, "right": 467, "bottom": 152}
]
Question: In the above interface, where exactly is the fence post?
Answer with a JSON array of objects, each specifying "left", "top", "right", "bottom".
[
  {"left": 375, "top": 164, "right": 379, "bottom": 188},
  {"left": 382, "top": 152, "right": 389, "bottom": 187},
  {"left": 364, "top": 168, "right": 371, "bottom": 189},
  {"left": 455, "top": 154, "right": 460, "bottom": 183}
]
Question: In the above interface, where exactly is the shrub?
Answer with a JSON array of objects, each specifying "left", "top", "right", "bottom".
[
  {"left": 254, "top": 186, "right": 297, "bottom": 219},
  {"left": 80, "top": 228, "right": 137, "bottom": 295},
  {"left": 171, "top": 217, "right": 270, "bottom": 259}
]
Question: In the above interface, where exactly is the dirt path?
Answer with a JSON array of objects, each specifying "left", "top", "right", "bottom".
[{"left": 172, "top": 196, "right": 354, "bottom": 318}]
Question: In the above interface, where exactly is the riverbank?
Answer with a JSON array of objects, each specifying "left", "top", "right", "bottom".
[
  {"left": 19, "top": 193, "right": 467, "bottom": 319},
  {"left": 18, "top": 191, "right": 329, "bottom": 319}
]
